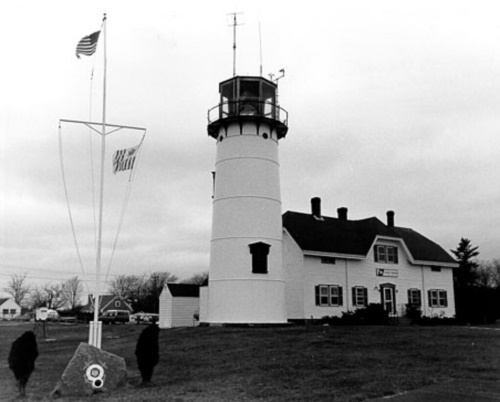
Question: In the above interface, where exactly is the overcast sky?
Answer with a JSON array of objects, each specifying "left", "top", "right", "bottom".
[{"left": 1, "top": 0, "right": 499, "bottom": 300}]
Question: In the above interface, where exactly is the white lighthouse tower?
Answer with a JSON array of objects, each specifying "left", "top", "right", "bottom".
[{"left": 204, "top": 75, "right": 289, "bottom": 324}]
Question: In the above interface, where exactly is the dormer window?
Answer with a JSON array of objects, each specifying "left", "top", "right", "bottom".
[
  {"left": 374, "top": 245, "right": 398, "bottom": 264},
  {"left": 249, "top": 242, "right": 271, "bottom": 274}
]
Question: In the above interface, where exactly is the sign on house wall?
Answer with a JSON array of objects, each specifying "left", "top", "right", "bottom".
[{"left": 376, "top": 268, "right": 398, "bottom": 278}]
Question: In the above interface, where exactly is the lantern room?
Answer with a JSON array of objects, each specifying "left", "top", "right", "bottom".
[{"left": 207, "top": 76, "right": 288, "bottom": 139}]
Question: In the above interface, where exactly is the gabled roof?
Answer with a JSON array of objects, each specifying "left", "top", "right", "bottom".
[
  {"left": 283, "top": 211, "right": 456, "bottom": 265},
  {"left": 82, "top": 294, "right": 132, "bottom": 312},
  {"left": 99, "top": 295, "right": 132, "bottom": 311},
  {"left": 0, "top": 298, "right": 10, "bottom": 306},
  {"left": 165, "top": 283, "right": 200, "bottom": 297}
]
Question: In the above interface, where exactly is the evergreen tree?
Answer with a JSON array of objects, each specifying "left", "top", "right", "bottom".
[
  {"left": 451, "top": 238, "right": 479, "bottom": 288},
  {"left": 450, "top": 238, "right": 492, "bottom": 324}
]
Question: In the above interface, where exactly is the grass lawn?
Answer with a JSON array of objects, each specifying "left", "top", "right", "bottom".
[{"left": 1, "top": 322, "right": 499, "bottom": 401}]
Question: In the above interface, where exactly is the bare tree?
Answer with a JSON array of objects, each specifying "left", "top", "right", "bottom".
[
  {"left": 61, "top": 276, "right": 84, "bottom": 310},
  {"left": 29, "top": 286, "right": 47, "bottom": 309},
  {"left": 143, "top": 271, "right": 178, "bottom": 313},
  {"left": 29, "top": 284, "right": 65, "bottom": 310},
  {"left": 4, "top": 273, "right": 31, "bottom": 307},
  {"left": 146, "top": 272, "right": 178, "bottom": 294},
  {"left": 182, "top": 271, "right": 209, "bottom": 285},
  {"left": 108, "top": 274, "right": 145, "bottom": 300},
  {"left": 477, "top": 259, "right": 500, "bottom": 288},
  {"left": 44, "top": 284, "right": 65, "bottom": 310},
  {"left": 106, "top": 272, "right": 178, "bottom": 313}
]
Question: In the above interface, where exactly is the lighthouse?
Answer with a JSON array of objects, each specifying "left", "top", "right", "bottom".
[{"left": 204, "top": 75, "right": 289, "bottom": 324}]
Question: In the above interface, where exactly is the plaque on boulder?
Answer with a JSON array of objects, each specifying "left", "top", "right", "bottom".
[{"left": 52, "top": 342, "right": 127, "bottom": 397}]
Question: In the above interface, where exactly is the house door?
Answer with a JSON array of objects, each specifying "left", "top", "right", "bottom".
[{"left": 381, "top": 285, "right": 396, "bottom": 315}]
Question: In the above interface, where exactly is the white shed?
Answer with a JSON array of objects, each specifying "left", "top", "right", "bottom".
[
  {"left": 159, "top": 283, "right": 200, "bottom": 328},
  {"left": 0, "top": 298, "right": 21, "bottom": 319}
]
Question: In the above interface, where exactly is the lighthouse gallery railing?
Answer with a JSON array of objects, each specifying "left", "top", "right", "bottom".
[{"left": 207, "top": 100, "right": 288, "bottom": 127}]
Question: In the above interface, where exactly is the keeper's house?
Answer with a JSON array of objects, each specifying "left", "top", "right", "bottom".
[{"left": 283, "top": 198, "right": 458, "bottom": 321}]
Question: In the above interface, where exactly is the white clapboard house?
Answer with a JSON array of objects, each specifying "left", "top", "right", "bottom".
[
  {"left": 283, "top": 198, "right": 458, "bottom": 321},
  {"left": 159, "top": 283, "right": 200, "bottom": 328},
  {"left": 0, "top": 298, "right": 21, "bottom": 319}
]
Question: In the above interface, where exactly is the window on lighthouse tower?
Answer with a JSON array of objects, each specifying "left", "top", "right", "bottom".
[{"left": 249, "top": 242, "right": 271, "bottom": 274}]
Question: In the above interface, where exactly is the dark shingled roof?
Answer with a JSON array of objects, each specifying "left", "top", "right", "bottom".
[
  {"left": 391, "top": 226, "right": 457, "bottom": 264},
  {"left": 166, "top": 283, "right": 200, "bottom": 297},
  {"left": 283, "top": 211, "right": 456, "bottom": 265}
]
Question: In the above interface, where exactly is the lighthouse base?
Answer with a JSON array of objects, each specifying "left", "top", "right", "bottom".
[{"left": 200, "top": 279, "right": 287, "bottom": 325}]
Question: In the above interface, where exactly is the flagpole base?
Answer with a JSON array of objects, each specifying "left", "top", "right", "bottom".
[{"left": 89, "top": 321, "right": 102, "bottom": 349}]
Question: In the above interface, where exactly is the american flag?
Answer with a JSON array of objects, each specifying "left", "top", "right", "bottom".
[
  {"left": 113, "top": 145, "right": 140, "bottom": 174},
  {"left": 76, "top": 31, "right": 100, "bottom": 59}
]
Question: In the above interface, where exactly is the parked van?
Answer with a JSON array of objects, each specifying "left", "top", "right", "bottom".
[{"left": 98, "top": 310, "right": 130, "bottom": 324}]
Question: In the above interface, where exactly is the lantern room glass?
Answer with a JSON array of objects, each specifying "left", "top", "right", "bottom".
[{"left": 219, "top": 77, "right": 277, "bottom": 119}]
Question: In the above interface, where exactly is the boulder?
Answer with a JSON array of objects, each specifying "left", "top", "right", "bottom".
[{"left": 52, "top": 342, "right": 127, "bottom": 397}]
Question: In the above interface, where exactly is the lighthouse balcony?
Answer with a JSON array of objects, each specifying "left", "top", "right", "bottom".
[{"left": 207, "top": 100, "right": 288, "bottom": 140}]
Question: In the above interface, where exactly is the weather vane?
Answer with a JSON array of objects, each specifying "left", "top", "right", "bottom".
[{"left": 269, "top": 69, "right": 285, "bottom": 83}]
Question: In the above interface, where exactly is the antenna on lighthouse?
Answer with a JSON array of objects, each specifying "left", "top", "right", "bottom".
[
  {"left": 228, "top": 12, "right": 243, "bottom": 76},
  {"left": 259, "top": 22, "right": 263, "bottom": 76}
]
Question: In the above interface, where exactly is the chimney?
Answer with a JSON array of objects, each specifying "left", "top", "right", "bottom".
[
  {"left": 311, "top": 197, "right": 321, "bottom": 218},
  {"left": 387, "top": 210, "right": 395, "bottom": 227},
  {"left": 337, "top": 207, "right": 348, "bottom": 221}
]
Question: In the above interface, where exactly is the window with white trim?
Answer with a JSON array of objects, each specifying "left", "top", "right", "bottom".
[
  {"left": 407, "top": 288, "right": 422, "bottom": 307},
  {"left": 374, "top": 245, "right": 398, "bottom": 264},
  {"left": 315, "top": 285, "right": 343, "bottom": 306},
  {"left": 352, "top": 286, "right": 368, "bottom": 307},
  {"left": 428, "top": 289, "right": 448, "bottom": 308}
]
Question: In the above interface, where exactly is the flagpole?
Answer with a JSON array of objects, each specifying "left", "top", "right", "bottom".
[{"left": 90, "top": 12, "right": 107, "bottom": 349}]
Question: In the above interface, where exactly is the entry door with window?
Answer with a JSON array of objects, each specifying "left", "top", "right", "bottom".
[{"left": 381, "top": 285, "right": 396, "bottom": 315}]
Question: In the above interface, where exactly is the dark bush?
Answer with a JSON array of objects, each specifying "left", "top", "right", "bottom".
[
  {"left": 455, "top": 286, "right": 498, "bottom": 325},
  {"left": 417, "top": 315, "right": 457, "bottom": 326},
  {"left": 405, "top": 303, "right": 422, "bottom": 324},
  {"left": 320, "top": 304, "right": 389, "bottom": 325}
]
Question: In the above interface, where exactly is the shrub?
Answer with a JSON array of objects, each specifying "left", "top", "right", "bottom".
[
  {"left": 321, "top": 304, "right": 389, "bottom": 325},
  {"left": 405, "top": 303, "right": 422, "bottom": 324},
  {"left": 417, "top": 315, "right": 457, "bottom": 326}
]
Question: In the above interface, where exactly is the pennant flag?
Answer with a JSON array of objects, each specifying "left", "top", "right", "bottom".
[
  {"left": 76, "top": 31, "right": 101, "bottom": 59},
  {"left": 113, "top": 145, "right": 140, "bottom": 174}
]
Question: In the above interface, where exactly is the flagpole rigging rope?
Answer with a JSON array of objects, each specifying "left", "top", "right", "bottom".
[{"left": 58, "top": 124, "right": 91, "bottom": 297}]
